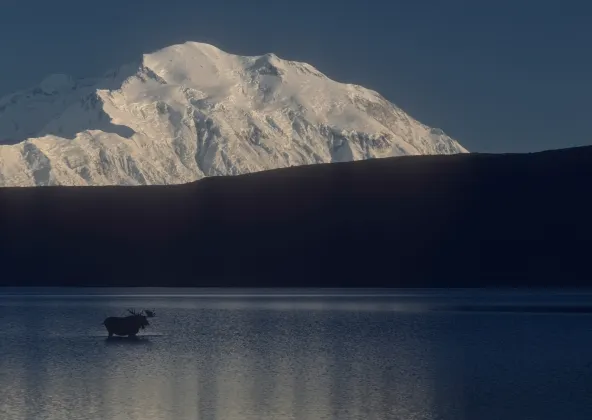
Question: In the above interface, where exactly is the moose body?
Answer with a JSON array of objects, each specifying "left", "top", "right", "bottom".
[{"left": 103, "top": 309, "right": 155, "bottom": 337}]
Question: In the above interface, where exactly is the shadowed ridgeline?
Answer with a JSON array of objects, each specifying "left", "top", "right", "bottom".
[
  {"left": 0, "top": 66, "right": 140, "bottom": 145},
  {"left": 1, "top": 146, "right": 592, "bottom": 288}
]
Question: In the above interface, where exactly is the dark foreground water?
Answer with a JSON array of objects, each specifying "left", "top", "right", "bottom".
[{"left": 1, "top": 288, "right": 592, "bottom": 420}]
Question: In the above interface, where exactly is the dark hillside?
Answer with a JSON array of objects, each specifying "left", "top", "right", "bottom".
[{"left": 1, "top": 146, "right": 592, "bottom": 287}]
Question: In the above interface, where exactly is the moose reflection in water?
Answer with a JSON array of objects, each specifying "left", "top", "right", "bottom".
[{"left": 102, "top": 309, "right": 156, "bottom": 338}]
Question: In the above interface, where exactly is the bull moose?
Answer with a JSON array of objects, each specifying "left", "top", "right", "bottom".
[{"left": 102, "top": 309, "right": 156, "bottom": 337}]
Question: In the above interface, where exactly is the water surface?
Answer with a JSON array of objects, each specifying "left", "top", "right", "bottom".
[{"left": 1, "top": 288, "right": 591, "bottom": 420}]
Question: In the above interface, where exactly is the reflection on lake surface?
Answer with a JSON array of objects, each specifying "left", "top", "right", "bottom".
[{"left": 1, "top": 289, "right": 592, "bottom": 420}]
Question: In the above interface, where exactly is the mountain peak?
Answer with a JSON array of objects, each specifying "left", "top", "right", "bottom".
[{"left": 0, "top": 41, "right": 467, "bottom": 186}]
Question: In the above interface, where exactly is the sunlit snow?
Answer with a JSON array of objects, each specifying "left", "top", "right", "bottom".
[{"left": 0, "top": 42, "right": 468, "bottom": 186}]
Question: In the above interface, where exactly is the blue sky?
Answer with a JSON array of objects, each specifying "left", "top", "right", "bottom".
[{"left": 1, "top": 0, "right": 591, "bottom": 153}]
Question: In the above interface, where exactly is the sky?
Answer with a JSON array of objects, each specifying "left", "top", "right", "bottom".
[{"left": 0, "top": 0, "right": 591, "bottom": 153}]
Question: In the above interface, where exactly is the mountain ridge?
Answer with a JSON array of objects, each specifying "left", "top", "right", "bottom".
[{"left": 0, "top": 41, "right": 466, "bottom": 186}]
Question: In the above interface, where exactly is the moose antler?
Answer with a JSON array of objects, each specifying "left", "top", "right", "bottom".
[
  {"left": 144, "top": 309, "right": 156, "bottom": 318},
  {"left": 127, "top": 308, "right": 139, "bottom": 316}
]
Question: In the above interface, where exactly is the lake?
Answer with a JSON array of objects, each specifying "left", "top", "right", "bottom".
[{"left": 1, "top": 288, "right": 592, "bottom": 420}]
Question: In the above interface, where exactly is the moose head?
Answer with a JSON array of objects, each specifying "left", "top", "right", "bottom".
[{"left": 126, "top": 308, "right": 154, "bottom": 330}]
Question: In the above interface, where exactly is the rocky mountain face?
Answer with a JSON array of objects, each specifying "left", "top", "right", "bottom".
[{"left": 0, "top": 42, "right": 467, "bottom": 186}]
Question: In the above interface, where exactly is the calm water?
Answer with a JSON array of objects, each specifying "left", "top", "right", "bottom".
[{"left": 1, "top": 289, "right": 592, "bottom": 420}]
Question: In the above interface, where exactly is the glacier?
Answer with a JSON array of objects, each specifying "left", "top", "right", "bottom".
[{"left": 0, "top": 42, "right": 468, "bottom": 186}]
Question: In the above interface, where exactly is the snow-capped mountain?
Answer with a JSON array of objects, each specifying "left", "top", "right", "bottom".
[{"left": 0, "top": 42, "right": 468, "bottom": 186}]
